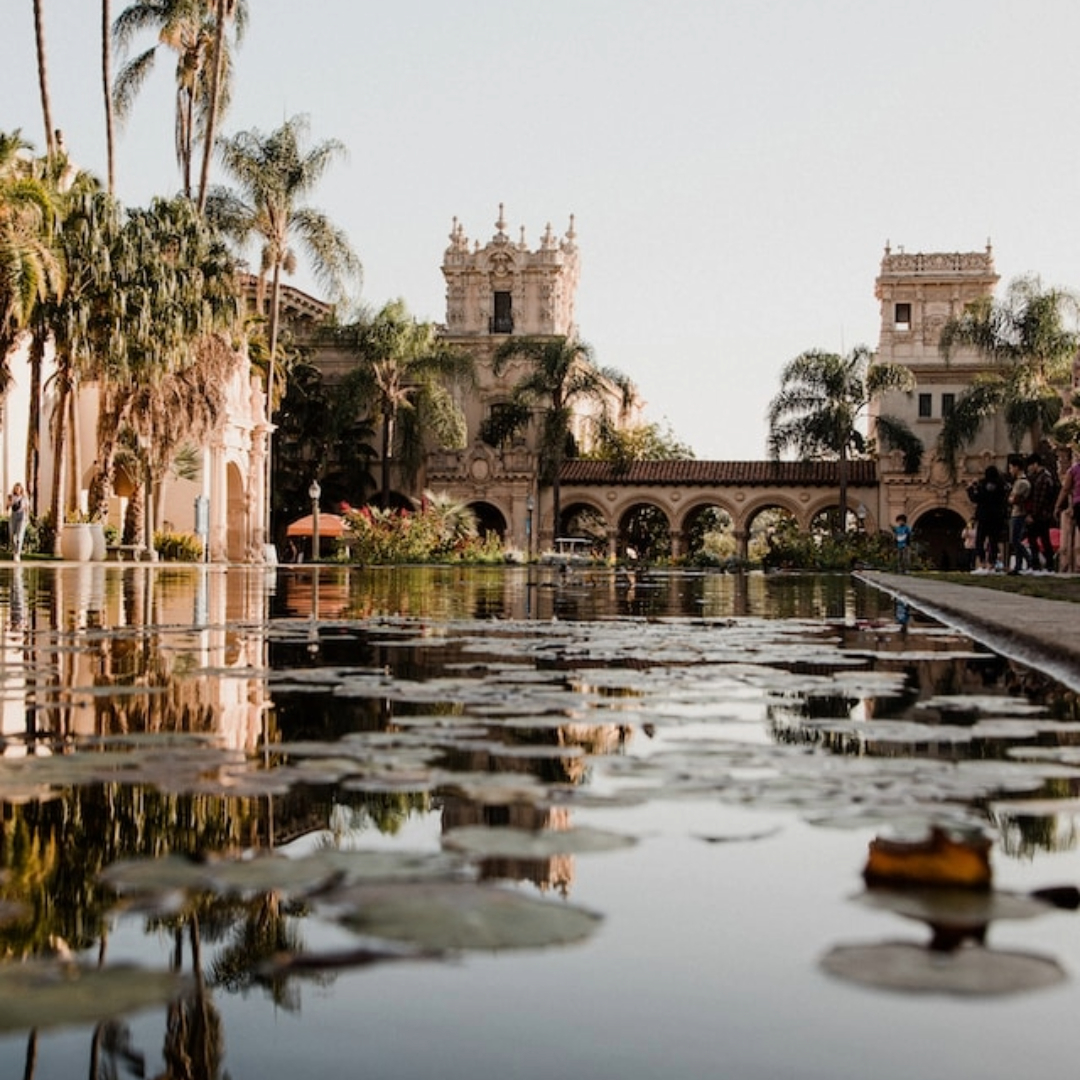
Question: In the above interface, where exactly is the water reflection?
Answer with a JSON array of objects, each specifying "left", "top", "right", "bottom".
[{"left": 0, "top": 566, "right": 1079, "bottom": 1076}]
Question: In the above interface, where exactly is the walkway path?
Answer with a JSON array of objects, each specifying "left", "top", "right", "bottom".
[{"left": 858, "top": 571, "right": 1080, "bottom": 693}]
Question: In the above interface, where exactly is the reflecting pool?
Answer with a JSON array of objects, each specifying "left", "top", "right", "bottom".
[{"left": 1, "top": 564, "right": 1079, "bottom": 1079}]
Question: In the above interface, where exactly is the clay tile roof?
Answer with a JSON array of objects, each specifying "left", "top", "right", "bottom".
[{"left": 558, "top": 460, "right": 879, "bottom": 486}]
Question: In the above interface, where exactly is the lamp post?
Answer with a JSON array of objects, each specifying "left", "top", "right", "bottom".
[
  {"left": 308, "top": 478, "right": 321, "bottom": 563},
  {"left": 526, "top": 494, "right": 534, "bottom": 560}
]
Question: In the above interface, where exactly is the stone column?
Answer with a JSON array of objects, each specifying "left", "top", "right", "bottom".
[{"left": 735, "top": 529, "right": 749, "bottom": 563}]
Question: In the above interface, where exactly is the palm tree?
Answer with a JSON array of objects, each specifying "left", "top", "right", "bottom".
[
  {"left": 102, "top": 0, "right": 116, "bottom": 194},
  {"left": 1, "top": 135, "right": 77, "bottom": 515},
  {"left": 339, "top": 300, "right": 475, "bottom": 508},
  {"left": 112, "top": 0, "right": 247, "bottom": 199},
  {"left": 40, "top": 184, "right": 121, "bottom": 542},
  {"left": 196, "top": 0, "right": 246, "bottom": 212},
  {"left": 207, "top": 114, "right": 360, "bottom": 544},
  {"left": 85, "top": 196, "right": 239, "bottom": 524},
  {"left": 937, "top": 275, "right": 1080, "bottom": 473},
  {"left": 767, "top": 345, "right": 920, "bottom": 534},
  {"left": 0, "top": 131, "right": 62, "bottom": 379},
  {"left": 274, "top": 358, "right": 377, "bottom": 517},
  {"left": 491, "top": 335, "right": 634, "bottom": 536},
  {"left": 32, "top": 0, "right": 56, "bottom": 160}
]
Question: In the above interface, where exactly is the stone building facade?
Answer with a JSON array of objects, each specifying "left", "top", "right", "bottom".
[
  {"left": 422, "top": 206, "right": 643, "bottom": 552},
  {"left": 871, "top": 245, "right": 1002, "bottom": 567}
]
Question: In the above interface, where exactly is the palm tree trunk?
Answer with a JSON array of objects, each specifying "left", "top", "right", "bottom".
[
  {"left": 196, "top": 0, "right": 227, "bottom": 213},
  {"left": 181, "top": 90, "right": 194, "bottom": 198},
  {"left": 551, "top": 475, "right": 561, "bottom": 543},
  {"left": 264, "top": 258, "right": 283, "bottom": 549},
  {"left": 22, "top": 1027, "right": 37, "bottom": 1080},
  {"left": 32, "top": 0, "right": 55, "bottom": 160},
  {"left": 837, "top": 445, "right": 849, "bottom": 537},
  {"left": 101, "top": 0, "right": 115, "bottom": 194},
  {"left": 380, "top": 405, "right": 393, "bottom": 508},
  {"left": 26, "top": 328, "right": 45, "bottom": 517},
  {"left": 123, "top": 478, "right": 144, "bottom": 547},
  {"left": 89, "top": 385, "right": 121, "bottom": 518},
  {"left": 48, "top": 380, "right": 68, "bottom": 554},
  {"left": 66, "top": 387, "right": 81, "bottom": 516}
]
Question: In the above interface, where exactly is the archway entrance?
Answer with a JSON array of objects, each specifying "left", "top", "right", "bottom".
[
  {"left": 618, "top": 503, "right": 671, "bottom": 562},
  {"left": 914, "top": 507, "right": 966, "bottom": 570},
  {"left": 469, "top": 501, "right": 507, "bottom": 540}
]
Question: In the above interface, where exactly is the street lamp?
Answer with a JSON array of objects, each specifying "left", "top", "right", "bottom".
[
  {"left": 526, "top": 494, "right": 535, "bottom": 560},
  {"left": 308, "top": 478, "right": 321, "bottom": 562}
]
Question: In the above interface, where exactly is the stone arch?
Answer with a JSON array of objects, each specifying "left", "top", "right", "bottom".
[
  {"left": 617, "top": 500, "right": 672, "bottom": 561},
  {"left": 469, "top": 501, "right": 507, "bottom": 540},
  {"left": 560, "top": 499, "right": 611, "bottom": 546},
  {"left": 744, "top": 501, "right": 801, "bottom": 564},
  {"left": 676, "top": 499, "right": 739, "bottom": 561},
  {"left": 225, "top": 461, "right": 246, "bottom": 563},
  {"left": 911, "top": 505, "right": 966, "bottom": 571},
  {"left": 739, "top": 494, "right": 806, "bottom": 533},
  {"left": 804, "top": 491, "right": 881, "bottom": 534}
]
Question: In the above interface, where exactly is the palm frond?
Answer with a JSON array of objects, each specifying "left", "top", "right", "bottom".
[
  {"left": 874, "top": 414, "right": 924, "bottom": 473},
  {"left": 935, "top": 380, "right": 1005, "bottom": 478}
]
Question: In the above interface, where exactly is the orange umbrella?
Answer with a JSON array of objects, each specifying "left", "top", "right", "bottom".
[{"left": 286, "top": 512, "right": 348, "bottom": 538}]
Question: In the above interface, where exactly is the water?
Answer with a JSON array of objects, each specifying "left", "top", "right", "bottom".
[{"left": 0, "top": 564, "right": 1078, "bottom": 1079}]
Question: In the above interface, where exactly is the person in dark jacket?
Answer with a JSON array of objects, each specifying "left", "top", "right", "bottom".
[
  {"left": 1025, "top": 453, "right": 1058, "bottom": 571},
  {"left": 966, "top": 465, "right": 1008, "bottom": 571}
]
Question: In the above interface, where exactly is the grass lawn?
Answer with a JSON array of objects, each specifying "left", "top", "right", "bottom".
[{"left": 914, "top": 571, "right": 1080, "bottom": 604}]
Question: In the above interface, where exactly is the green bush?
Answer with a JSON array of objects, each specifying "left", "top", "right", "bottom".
[
  {"left": 154, "top": 531, "right": 204, "bottom": 562},
  {"left": 761, "top": 523, "right": 903, "bottom": 571},
  {"left": 342, "top": 499, "right": 506, "bottom": 564}
]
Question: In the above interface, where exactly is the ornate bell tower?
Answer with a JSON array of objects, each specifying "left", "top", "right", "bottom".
[
  {"left": 429, "top": 206, "right": 585, "bottom": 552},
  {"left": 441, "top": 203, "right": 580, "bottom": 340}
]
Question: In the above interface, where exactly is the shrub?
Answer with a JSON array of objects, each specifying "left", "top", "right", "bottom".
[
  {"left": 342, "top": 498, "right": 500, "bottom": 564},
  {"left": 154, "top": 531, "right": 204, "bottom": 562},
  {"left": 761, "top": 522, "right": 901, "bottom": 571}
]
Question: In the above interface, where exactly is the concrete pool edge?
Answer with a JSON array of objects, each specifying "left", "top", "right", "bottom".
[{"left": 857, "top": 571, "right": 1080, "bottom": 694}]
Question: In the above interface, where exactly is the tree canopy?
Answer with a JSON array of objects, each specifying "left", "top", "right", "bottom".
[
  {"left": 937, "top": 275, "right": 1080, "bottom": 472},
  {"left": 767, "top": 345, "right": 920, "bottom": 532}
]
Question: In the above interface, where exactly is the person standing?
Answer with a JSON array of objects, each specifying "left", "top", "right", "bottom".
[
  {"left": 961, "top": 518, "right": 978, "bottom": 572},
  {"left": 1054, "top": 448, "right": 1080, "bottom": 573},
  {"left": 893, "top": 514, "right": 912, "bottom": 573},
  {"left": 6, "top": 484, "right": 27, "bottom": 561},
  {"left": 966, "top": 465, "right": 1008, "bottom": 571},
  {"left": 1005, "top": 454, "right": 1031, "bottom": 575},
  {"left": 1025, "top": 453, "right": 1058, "bottom": 572}
]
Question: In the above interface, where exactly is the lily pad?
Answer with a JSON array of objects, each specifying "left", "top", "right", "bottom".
[
  {"left": 854, "top": 886, "right": 1054, "bottom": 928},
  {"left": 0, "top": 962, "right": 190, "bottom": 1032},
  {"left": 442, "top": 825, "right": 636, "bottom": 858},
  {"left": 820, "top": 941, "right": 1065, "bottom": 996},
  {"left": 331, "top": 881, "right": 601, "bottom": 951}
]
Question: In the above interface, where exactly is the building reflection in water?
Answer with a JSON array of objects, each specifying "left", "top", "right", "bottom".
[
  {"left": 0, "top": 565, "right": 1077, "bottom": 1073},
  {"left": 0, "top": 565, "right": 270, "bottom": 756}
]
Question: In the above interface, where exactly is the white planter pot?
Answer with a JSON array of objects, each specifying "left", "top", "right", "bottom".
[
  {"left": 89, "top": 523, "right": 107, "bottom": 561},
  {"left": 60, "top": 523, "right": 94, "bottom": 562}
]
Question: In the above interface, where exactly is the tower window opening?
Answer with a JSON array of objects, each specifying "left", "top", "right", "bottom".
[
  {"left": 894, "top": 302, "right": 911, "bottom": 331},
  {"left": 492, "top": 292, "right": 513, "bottom": 334}
]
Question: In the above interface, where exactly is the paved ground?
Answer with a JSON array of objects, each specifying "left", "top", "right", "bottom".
[{"left": 858, "top": 571, "right": 1080, "bottom": 692}]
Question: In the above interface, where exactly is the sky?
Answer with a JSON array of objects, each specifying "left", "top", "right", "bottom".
[{"left": 4, "top": 0, "right": 1080, "bottom": 460}]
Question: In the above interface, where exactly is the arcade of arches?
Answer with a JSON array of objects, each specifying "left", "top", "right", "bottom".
[{"left": 432, "top": 458, "right": 972, "bottom": 569}]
